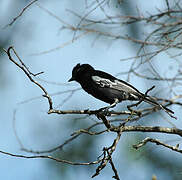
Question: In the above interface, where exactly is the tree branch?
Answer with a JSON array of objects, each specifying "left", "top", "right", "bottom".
[
  {"left": 0, "top": 149, "right": 101, "bottom": 165},
  {"left": 5, "top": 47, "right": 53, "bottom": 110},
  {"left": 133, "top": 137, "right": 182, "bottom": 154},
  {"left": 4, "top": 0, "right": 38, "bottom": 28},
  {"left": 111, "top": 125, "right": 182, "bottom": 137}
]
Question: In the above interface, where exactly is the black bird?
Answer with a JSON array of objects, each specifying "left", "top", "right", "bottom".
[{"left": 68, "top": 63, "right": 173, "bottom": 114}]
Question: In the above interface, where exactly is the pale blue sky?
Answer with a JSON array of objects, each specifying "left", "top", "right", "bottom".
[{"left": 0, "top": 0, "right": 181, "bottom": 179}]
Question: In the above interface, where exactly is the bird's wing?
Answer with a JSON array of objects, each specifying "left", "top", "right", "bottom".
[
  {"left": 92, "top": 76, "right": 141, "bottom": 97},
  {"left": 92, "top": 76, "right": 174, "bottom": 114}
]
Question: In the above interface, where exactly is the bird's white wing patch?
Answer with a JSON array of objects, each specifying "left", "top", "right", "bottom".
[
  {"left": 92, "top": 76, "right": 140, "bottom": 97},
  {"left": 92, "top": 76, "right": 117, "bottom": 88},
  {"left": 113, "top": 80, "right": 139, "bottom": 94}
]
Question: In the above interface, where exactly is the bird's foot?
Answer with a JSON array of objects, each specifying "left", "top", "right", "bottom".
[
  {"left": 97, "top": 107, "right": 111, "bottom": 116},
  {"left": 101, "top": 108, "right": 111, "bottom": 116}
]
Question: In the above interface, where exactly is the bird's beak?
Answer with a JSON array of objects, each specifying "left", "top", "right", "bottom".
[{"left": 68, "top": 77, "right": 74, "bottom": 82}]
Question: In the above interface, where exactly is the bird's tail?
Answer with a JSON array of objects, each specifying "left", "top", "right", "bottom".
[{"left": 143, "top": 96, "right": 174, "bottom": 114}]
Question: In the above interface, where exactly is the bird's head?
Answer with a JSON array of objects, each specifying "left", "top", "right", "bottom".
[{"left": 68, "top": 63, "right": 94, "bottom": 82}]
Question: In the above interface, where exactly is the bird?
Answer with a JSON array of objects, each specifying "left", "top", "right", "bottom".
[{"left": 68, "top": 63, "right": 174, "bottom": 114}]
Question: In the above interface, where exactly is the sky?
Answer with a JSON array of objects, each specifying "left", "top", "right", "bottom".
[{"left": 0, "top": 0, "right": 181, "bottom": 179}]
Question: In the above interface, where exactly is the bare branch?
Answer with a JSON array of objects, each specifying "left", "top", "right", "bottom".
[
  {"left": 0, "top": 149, "right": 101, "bottom": 165},
  {"left": 112, "top": 126, "right": 182, "bottom": 137},
  {"left": 5, "top": 47, "right": 53, "bottom": 110},
  {"left": 133, "top": 137, "right": 182, "bottom": 154},
  {"left": 4, "top": 0, "right": 38, "bottom": 28},
  {"left": 92, "top": 131, "right": 122, "bottom": 178},
  {"left": 109, "top": 157, "right": 120, "bottom": 180}
]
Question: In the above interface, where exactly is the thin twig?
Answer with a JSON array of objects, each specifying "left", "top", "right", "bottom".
[
  {"left": 92, "top": 131, "right": 122, "bottom": 178},
  {"left": 133, "top": 137, "right": 182, "bottom": 154},
  {"left": 4, "top": 0, "right": 38, "bottom": 28},
  {"left": 5, "top": 47, "right": 53, "bottom": 110},
  {"left": 0, "top": 149, "right": 101, "bottom": 165}
]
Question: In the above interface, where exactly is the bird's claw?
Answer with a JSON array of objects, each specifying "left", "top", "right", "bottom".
[{"left": 97, "top": 107, "right": 111, "bottom": 116}]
